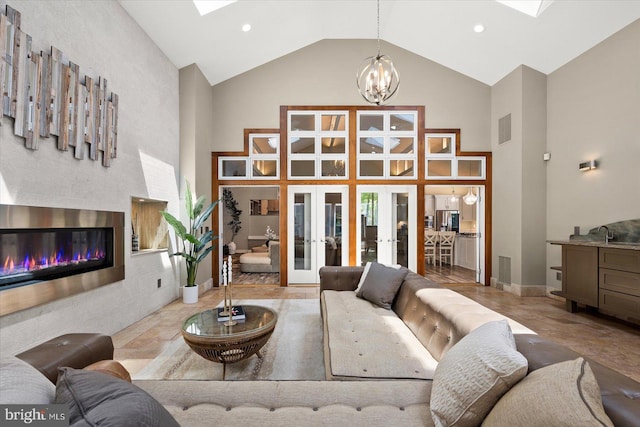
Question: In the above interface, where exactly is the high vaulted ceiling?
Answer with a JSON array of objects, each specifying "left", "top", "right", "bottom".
[{"left": 119, "top": 0, "right": 640, "bottom": 86}]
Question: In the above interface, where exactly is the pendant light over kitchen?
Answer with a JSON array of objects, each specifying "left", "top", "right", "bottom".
[
  {"left": 449, "top": 187, "right": 457, "bottom": 203},
  {"left": 356, "top": 0, "right": 400, "bottom": 105},
  {"left": 463, "top": 187, "right": 478, "bottom": 205}
]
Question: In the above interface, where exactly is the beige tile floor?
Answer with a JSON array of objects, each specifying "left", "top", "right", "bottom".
[{"left": 113, "top": 282, "right": 640, "bottom": 382}]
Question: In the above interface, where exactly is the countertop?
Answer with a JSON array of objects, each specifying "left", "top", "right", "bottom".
[{"left": 547, "top": 240, "right": 640, "bottom": 251}]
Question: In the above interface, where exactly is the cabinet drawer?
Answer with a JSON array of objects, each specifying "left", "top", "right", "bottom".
[
  {"left": 599, "top": 289, "right": 640, "bottom": 324},
  {"left": 600, "top": 268, "right": 640, "bottom": 297},
  {"left": 599, "top": 248, "right": 640, "bottom": 273}
]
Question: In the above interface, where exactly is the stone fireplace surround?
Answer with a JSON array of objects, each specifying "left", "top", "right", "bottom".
[{"left": 0, "top": 204, "right": 125, "bottom": 316}]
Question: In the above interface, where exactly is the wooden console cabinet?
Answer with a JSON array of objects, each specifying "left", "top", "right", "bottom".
[
  {"left": 555, "top": 242, "right": 640, "bottom": 324},
  {"left": 562, "top": 245, "right": 599, "bottom": 312},
  {"left": 598, "top": 247, "right": 640, "bottom": 324}
]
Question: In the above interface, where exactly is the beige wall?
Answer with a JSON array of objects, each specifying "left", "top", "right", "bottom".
[
  {"left": 521, "top": 67, "right": 547, "bottom": 287},
  {"left": 180, "top": 64, "right": 216, "bottom": 286},
  {"left": 545, "top": 19, "right": 640, "bottom": 290},
  {"left": 204, "top": 38, "right": 491, "bottom": 155},
  {"left": 490, "top": 65, "right": 547, "bottom": 293},
  {"left": 491, "top": 68, "right": 524, "bottom": 287},
  {"left": 0, "top": 0, "right": 180, "bottom": 356}
]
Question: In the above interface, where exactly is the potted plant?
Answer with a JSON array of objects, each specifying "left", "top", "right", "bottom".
[
  {"left": 222, "top": 188, "right": 242, "bottom": 254},
  {"left": 161, "top": 180, "right": 219, "bottom": 303}
]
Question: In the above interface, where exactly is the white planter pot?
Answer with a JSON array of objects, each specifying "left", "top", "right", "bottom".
[
  {"left": 228, "top": 241, "right": 236, "bottom": 254},
  {"left": 182, "top": 284, "right": 199, "bottom": 304}
]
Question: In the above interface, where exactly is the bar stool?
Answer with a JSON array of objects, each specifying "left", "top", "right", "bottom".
[
  {"left": 424, "top": 230, "right": 438, "bottom": 265},
  {"left": 438, "top": 231, "right": 456, "bottom": 266}
]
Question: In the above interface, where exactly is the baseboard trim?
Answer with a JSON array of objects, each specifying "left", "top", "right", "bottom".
[{"left": 489, "top": 277, "right": 547, "bottom": 297}]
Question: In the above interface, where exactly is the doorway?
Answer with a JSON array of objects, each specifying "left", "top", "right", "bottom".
[
  {"left": 219, "top": 185, "right": 280, "bottom": 285},
  {"left": 287, "top": 185, "right": 349, "bottom": 284},
  {"left": 356, "top": 185, "right": 417, "bottom": 270},
  {"left": 424, "top": 185, "right": 484, "bottom": 284}
]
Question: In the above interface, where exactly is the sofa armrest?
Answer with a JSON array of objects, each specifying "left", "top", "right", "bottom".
[
  {"left": 16, "top": 333, "right": 114, "bottom": 384},
  {"left": 84, "top": 360, "right": 131, "bottom": 382},
  {"left": 515, "top": 334, "right": 640, "bottom": 427},
  {"left": 319, "top": 266, "right": 364, "bottom": 293}
]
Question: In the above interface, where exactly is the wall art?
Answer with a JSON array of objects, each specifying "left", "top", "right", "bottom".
[{"left": 0, "top": 5, "right": 119, "bottom": 167}]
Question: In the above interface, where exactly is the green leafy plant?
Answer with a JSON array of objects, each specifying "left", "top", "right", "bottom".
[
  {"left": 222, "top": 188, "right": 242, "bottom": 242},
  {"left": 161, "top": 180, "right": 219, "bottom": 287}
]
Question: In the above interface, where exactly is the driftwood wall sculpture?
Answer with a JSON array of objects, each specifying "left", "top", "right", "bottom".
[{"left": 1, "top": 5, "right": 118, "bottom": 167}]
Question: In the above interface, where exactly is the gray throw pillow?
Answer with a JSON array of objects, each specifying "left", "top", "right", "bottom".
[
  {"left": 430, "top": 320, "right": 528, "bottom": 427},
  {"left": 55, "top": 367, "right": 179, "bottom": 427},
  {"left": 0, "top": 357, "right": 55, "bottom": 404},
  {"left": 356, "top": 262, "right": 408, "bottom": 309},
  {"left": 482, "top": 358, "right": 614, "bottom": 427}
]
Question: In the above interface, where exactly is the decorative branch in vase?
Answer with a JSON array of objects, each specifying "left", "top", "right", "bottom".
[{"left": 222, "top": 188, "right": 242, "bottom": 254}]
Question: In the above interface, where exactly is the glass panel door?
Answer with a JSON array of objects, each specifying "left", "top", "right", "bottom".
[
  {"left": 357, "top": 186, "right": 416, "bottom": 270},
  {"left": 288, "top": 186, "right": 349, "bottom": 283}
]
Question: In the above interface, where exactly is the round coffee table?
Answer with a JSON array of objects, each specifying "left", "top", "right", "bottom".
[{"left": 181, "top": 305, "right": 277, "bottom": 377}]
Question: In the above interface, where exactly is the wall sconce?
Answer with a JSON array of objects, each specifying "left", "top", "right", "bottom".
[{"left": 579, "top": 160, "right": 598, "bottom": 171}]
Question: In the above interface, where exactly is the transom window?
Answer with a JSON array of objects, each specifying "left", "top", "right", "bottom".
[
  {"left": 218, "top": 133, "right": 280, "bottom": 179},
  {"left": 425, "top": 132, "right": 485, "bottom": 179},
  {"left": 288, "top": 111, "right": 348, "bottom": 179},
  {"left": 357, "top": 111, "right": 417, "bottom": 179}
]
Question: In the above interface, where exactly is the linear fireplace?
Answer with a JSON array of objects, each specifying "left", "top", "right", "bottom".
[{"left": 0, "top": 205, "right": 124, "bottom": 316}]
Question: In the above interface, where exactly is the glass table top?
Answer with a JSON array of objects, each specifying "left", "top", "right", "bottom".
[{"left": 182, "top": 305, "right": 277, "bottom": 339}]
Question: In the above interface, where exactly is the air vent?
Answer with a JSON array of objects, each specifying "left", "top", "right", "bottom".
[
  {"left": 498, "top": 256, "right": 511, "bottom": 284},
  {"left": 498, "top": 113, "right": 511, "bottom": 144}
]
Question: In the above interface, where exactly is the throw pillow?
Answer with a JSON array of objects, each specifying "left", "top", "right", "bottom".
[
  {"left": 430, "top": 319, "right": 528, "bottom": 427},
  {"left": 482, "top": 357, "right": 614, "bottom": 427},
  {"left": 0, "top": 357, "right": 55, "bottom": 404},
  {"left": 55, "top": 367, "right": 179, "bottom": 427},
  {"left": 356, "top": 262, "right": 408, "bottom": 309},
  {"left": 354, "top": 261, "right": 373, "bottom": 293}
]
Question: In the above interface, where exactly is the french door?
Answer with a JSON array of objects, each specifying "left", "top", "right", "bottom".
[
  {"left": 356, "top": 185, "right": 417, "bottom": 270},
  {"left": 287, "top": 185, "right": 349, "bottom": 283}
]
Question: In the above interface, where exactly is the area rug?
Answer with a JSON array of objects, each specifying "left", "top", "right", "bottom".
[{"left": 133, "top": 299, "right": 324, "bottom": 381}]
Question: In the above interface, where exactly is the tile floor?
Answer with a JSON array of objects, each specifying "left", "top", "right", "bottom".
[{"left": 113, "top": 279, "right": 640, "bottom": 382}]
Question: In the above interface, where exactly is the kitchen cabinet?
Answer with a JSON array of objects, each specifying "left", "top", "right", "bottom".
[
  {"left": 455, "top": 236, "right": 477, "bottom": 271},
  {"left": 435, "top": 195, "right": 459, "bottom": 211},
  {"left": 460, "top": 200, "right": 476, "bottom": 222},
  {"left": 425, "top": 195, "right": 435, "bottom": 216}
]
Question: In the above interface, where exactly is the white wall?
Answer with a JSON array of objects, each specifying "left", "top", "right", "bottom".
[
  {"left": 545, "top": 19, "right": 640, "bottom": 290},
  {"left": 0, "top": 0, "right": 181, "bottom": 356}
]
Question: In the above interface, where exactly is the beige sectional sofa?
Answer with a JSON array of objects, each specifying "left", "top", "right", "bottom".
[
  {"left": 321, "top": 269, "right": 534, "bottom": 381},
  {"left": 4, "top": 265, "right": 639, "bottom": 426}
]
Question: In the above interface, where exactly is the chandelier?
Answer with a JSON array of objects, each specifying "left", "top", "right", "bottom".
[
  {"left": 463, "top": 187, "right": 478, "bottom": 205},
  {"left": 356, "top": 0, "right": 400, "bottom": 105}
]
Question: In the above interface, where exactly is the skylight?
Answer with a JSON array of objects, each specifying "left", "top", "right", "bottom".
[
  {"left": 192, "top": 0, "right": 237, "bottom": 16},
  {"left": 496, "top": 0, "right": 554, "bottom": 18}
]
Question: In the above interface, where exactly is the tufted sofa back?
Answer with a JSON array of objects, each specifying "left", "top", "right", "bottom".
[{"left": 393, "top": 272, "right": 534, "bottom": 361}]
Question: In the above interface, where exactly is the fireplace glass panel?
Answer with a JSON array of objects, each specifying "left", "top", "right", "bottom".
[{"left": 0, "top": 228, "right": 112, "bottom": 288}]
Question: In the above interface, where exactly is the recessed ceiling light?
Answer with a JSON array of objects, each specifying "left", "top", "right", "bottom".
[
  {"left": 242, "top": 23, "right": 251, "bottom": 32},
  {"left": 192, "top": 0, "right": 236, "bottom": 17},
  {"left": 473, "top": 24, "right": 485, "bottom": 33}
]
